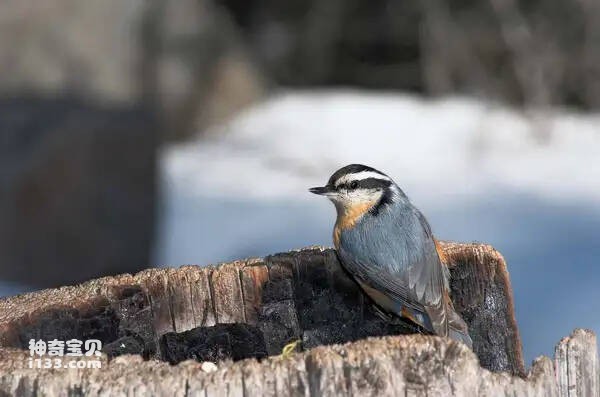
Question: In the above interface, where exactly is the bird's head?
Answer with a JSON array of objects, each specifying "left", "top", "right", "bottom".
[{"left": 309, "top": 164, "right": 403, "bottom": 218}]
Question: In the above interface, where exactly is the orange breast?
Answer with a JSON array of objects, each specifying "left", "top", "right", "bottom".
[{"left": 333, "top": 200, "right": 376, "bottom": 248}]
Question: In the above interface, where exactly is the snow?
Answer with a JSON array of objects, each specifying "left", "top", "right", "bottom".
[
  {"left": 163, "top": 91, "right": 600, "bottom": 206},
  {"left": 156, "top": 90, "right": 600, "bottom": 365}
]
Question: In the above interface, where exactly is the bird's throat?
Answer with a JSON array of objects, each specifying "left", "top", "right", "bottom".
[{"left": 333, "top": 200, "right": 377, "bottom": 247}]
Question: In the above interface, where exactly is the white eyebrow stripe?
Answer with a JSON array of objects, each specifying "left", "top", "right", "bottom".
[{"left": 335, "top": 171, "right": 391, "bottom": 186}]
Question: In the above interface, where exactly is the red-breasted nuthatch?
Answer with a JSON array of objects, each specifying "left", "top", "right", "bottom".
[{"left": 310, "top": 164, "right": 472, "bottom": 347}]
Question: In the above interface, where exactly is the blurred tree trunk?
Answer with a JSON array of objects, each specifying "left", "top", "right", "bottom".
[{"left": 0, "top": 98, "right": 156, "bottom": 288}]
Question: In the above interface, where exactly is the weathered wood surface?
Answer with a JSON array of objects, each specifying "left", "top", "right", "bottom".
[
  {"left": 0, "top": 330, "right": 597, "bottom": 396},
  {"left": 555, "top": 328, "right": 600, "bottom": 397},
  {"left": 0, "top": 243, "right": 597, "bottom": 396},
  {"left": 443, "top": 242, "right": 523, "bottom": 374},
  {"left": 0, "top": 243, "right": 523, "bottom": 375}
]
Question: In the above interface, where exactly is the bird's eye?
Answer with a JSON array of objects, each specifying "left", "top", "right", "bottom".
[{"left": 349, "top": 181, "right": 358, "bottom": 189}]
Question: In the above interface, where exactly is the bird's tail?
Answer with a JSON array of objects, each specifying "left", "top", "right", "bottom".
[
  {"left": 448, "top": 309, "right": 473, "bottom": 348},
  {"left": 449, "top": 327, "right": 473, "bottom": 348},
  {"left": 445, "top": 289, "right": 473, "bottom": 348},
  {"left": 425, "top": 292, "right": 473, "bottom": 348}
]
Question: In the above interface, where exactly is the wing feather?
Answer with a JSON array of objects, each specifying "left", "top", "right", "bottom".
[{"left": 337, "top": 203, "right": 448, "bottom": 322}]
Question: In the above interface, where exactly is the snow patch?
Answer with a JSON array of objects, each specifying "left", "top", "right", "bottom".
[{"left": 162, "top": 91, "right": 600, "bottom": 206}]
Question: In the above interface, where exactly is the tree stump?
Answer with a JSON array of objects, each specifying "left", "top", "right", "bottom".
[{"left": 0, "top": 243, "right": 597, "bottom": 396}]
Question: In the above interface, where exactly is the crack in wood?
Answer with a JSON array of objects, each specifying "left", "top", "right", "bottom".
[{"left": 2, "top": 243, "right": 586, "bottom": 396}]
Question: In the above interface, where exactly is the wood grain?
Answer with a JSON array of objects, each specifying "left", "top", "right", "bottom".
[
  {"left": 0, "top": 244, "right": 595, "bottom": 396},
  {"left": 0, "top": 330, "right": 596, "bottom": 396}
]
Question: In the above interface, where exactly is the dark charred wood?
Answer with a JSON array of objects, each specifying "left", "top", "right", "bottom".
[{"left": 0, "top": 243, "right": 523, "bottom": 375}]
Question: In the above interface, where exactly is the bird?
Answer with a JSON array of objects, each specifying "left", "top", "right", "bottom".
[{"left": 309, "top": 164, "right": 472, "bottom": 347}]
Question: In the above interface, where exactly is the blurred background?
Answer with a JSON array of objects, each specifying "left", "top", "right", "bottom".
[{"left": 1, "top": 0, "right": 599, "bottom": 365}]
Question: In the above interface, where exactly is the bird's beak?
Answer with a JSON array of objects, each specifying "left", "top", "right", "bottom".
[{"left": 309, "top": 186, "right": 333, "bottom": 196}]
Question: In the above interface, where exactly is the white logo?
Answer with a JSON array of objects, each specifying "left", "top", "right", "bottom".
[{"left": 27, "top": 339, "right": 103, "bottom": 369}]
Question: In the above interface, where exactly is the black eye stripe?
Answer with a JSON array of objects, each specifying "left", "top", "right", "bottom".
[
  {"left": 357, "top": 178, "right": 392, "bottom": 189},
  {"left": 336, "top": 178, "right": 391, "bottom": 190}
]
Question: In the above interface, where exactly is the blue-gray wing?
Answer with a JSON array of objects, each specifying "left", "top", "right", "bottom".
[{"left": 337, "top": 205, "right": 447, "bottom": 313}]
